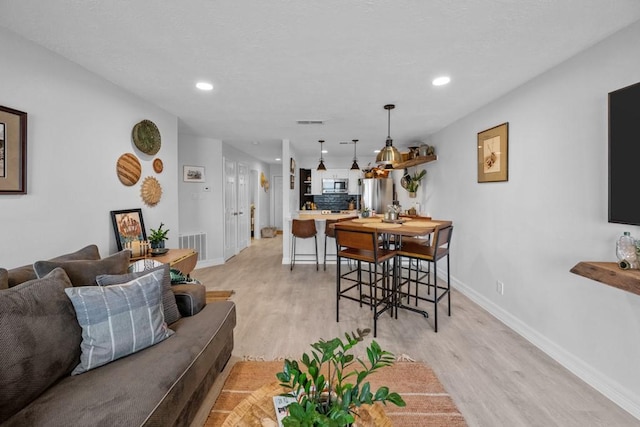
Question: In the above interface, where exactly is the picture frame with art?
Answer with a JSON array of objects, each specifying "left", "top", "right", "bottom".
[
  {"left": 183, "top": 165, "right": 205, "bottom": 182},
  {"left": 0, "top": 105, "right": 28, "bottom": 194},
  {"left": 477, "top": 122, "right": 509, "bottom": 183},
  {"left": 110, "top": 208, "right": 147, "bottom": 252}
]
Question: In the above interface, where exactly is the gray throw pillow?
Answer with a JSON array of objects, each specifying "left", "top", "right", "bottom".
[
  {"left": 33, "top": 250, "right": 131, "bottom": 286},
  {"left": 96, "top": 263, "right": 182, "bottom": 325},
  {"left": 0, "top": 268, "right": 8, "bottom": 290},
  {"left": 0, "top": 268, "right": 82, "bottom": 424},
  {"left": 65, "top": 269, "right": 174, "bottom": 375},
  {"left": 6, "top": 244, "right": 101, "bottom": 287}
]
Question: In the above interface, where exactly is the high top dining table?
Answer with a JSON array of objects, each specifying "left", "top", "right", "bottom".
[{"left": 332, "top": 216, "right": 453, "bottom": 327}]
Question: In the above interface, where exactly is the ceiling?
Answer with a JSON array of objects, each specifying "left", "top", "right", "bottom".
[{"left": 1, "top": 1, "right": 639, "bottom": 166}]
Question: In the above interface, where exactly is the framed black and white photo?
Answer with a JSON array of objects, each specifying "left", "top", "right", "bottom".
[{"left": 183, "top": 165, "right": 205, "bottom": 182}]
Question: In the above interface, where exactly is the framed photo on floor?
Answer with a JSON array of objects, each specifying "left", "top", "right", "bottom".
[
  {"left": 477, "top": 122, "right": 508, "bottom": 183},
  {"left": 110, "top": 208, "right": 147, "bottom": 251},
  {"left": 0, "top": 105, "right": 28, "bottom": 194}
]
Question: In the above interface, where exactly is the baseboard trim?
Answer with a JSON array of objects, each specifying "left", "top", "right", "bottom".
[
  {"left": 448, "top": 270, "right": 640, "bottom": 421},
  {"left": 196, "top": 258, "right": 224, "bottom": 269}
]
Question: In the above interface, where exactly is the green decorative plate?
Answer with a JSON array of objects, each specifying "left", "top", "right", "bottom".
[{"left": 132, "top": 119, "right": 161, "bottom": 155}]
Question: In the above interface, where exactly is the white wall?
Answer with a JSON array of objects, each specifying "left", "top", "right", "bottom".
[
  {"left": 177, "top": 135, "right": 272, "bottom": 266},
  {"left": 429, "top": 21, "right": 640, "bottom": 418},
  {"left": 0, "top": 28, "right": 179, "bottom": 267}
]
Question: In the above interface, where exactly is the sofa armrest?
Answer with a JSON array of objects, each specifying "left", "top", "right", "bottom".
[{"left": 171, "top": 284, "right": 206, "bottom": 317}]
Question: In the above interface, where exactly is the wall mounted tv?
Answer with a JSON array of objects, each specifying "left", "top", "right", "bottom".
[{"left": 609, "top": 81, "right": 640, "bottom": 225}]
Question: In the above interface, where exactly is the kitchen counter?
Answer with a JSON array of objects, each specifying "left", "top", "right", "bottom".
[{"left": 296, "top": 210, "right": 358, "bottom": 221}]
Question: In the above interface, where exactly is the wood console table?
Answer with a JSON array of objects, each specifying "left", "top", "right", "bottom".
[
  {"left": 570, "top": 261, "right": 640, "bottom": 297},
  {"left": 149, "top": 248, "right": 198, "bottom": 275}
]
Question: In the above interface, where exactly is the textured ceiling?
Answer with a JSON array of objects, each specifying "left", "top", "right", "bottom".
[{"left": 1, "top": 1, "right": 639, "bottom": 165}]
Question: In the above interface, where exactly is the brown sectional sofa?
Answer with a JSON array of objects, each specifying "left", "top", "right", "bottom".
[{"left": 0, "top": 245, "right": 236, "bottom": 426}]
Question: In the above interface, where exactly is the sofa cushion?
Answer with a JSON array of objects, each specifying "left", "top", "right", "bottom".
[
  {"left": 0, "top": 268, "right": 8, "bottom": 290},
  {"left": 65, "top": 269, "right": 174, "bottom": 374},
  {"left": 6, "top": 244, "right": 101, "bottom": 287},
  {"left": 96, "top": 262, "right": 182, "bottom": 325},
  {"left": 0, "top": 268, "right": 82, "bottom": 424},
  {"left": 33, "top": 250, "right": 130, "bottom": 286}
]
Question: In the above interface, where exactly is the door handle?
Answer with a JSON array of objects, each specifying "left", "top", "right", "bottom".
[{"left": 239, "top": 211, "right": 243, "bottom": 215}]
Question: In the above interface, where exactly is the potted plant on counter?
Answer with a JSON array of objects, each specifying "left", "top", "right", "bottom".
[
  {"left": 148, "top": 222, "right": 169, "bottom": 249},
  {"left": 276, "top": 328, "right": 405, "bottom": 426}
]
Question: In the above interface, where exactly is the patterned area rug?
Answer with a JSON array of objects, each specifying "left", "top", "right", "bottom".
[
  {"left": 206, "top": 290, "right": 235, "bottom": 303},
  {"left": 206, "top": 360, "right": 467, "bottom": 427}
]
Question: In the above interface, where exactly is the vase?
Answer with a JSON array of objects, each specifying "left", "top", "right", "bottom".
[
  {"left": 409, "top": 192, "right": 416, "bottom": 198},
  {"left": 150, "top": 241, "right": 165, "bottom": 249}
]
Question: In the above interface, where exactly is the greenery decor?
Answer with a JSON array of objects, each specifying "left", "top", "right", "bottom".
[
  {"left": 405, "top": 169, "right": 426, "bottom": 193},
  {"left": 276, "top": 328, "right": 405, "bottom": 427},
  {"left": 148, "top": 222, "right": 169, "bottom": 247}
]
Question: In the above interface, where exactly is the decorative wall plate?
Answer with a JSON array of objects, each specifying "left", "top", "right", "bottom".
[
  {"left": 116, "top": 153, "right": 141, "bottom": 186},
  {"left": 153, "top": 158, "right": 164, "bottom": 173},
  {"left": 132, "top": 119, "right": 161, "bottom": 155},
  {"left": 140, "top": 176, "right": 162, "bottom": 206}
]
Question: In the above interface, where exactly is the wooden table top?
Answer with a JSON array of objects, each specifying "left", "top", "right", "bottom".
[{"left": 334, "top": 216, "right": 452, "bottom": 237}]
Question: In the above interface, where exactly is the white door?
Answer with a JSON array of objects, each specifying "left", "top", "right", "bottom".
[
  {"left": 237, "top": 163, "right": 249, "bottom": 251},
  {"left": 273, "top": 175, "right": 283, "bottom": 230},
  {"left": 224, "top": 158, "right": 237, "bottom": 260}
]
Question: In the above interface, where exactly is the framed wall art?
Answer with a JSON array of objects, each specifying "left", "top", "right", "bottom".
[
  {"left": 110, "top": 208, "right": 147, "bottom": 251},
  {"left": 0, "top": 105, "right": 28, "bottom": 194},
  {"left": 183, "top": 165, "right": 205, "bottom": 182},
  {"left": 290, "top": 174, "right": 295, "bottom": 190},
  {"left": 477, "top": 122, "right": 509, "bottom": 183},
  {"left": 290, "top": 157, "right": 296, "bottom": 174}
]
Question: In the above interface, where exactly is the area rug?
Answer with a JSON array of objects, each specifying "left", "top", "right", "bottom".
[
  {"left": 205, "top": 360, "right": 467, "bottom": 426},
  {"left": 206, "top": 290, "right": 235, "bottom": 303}
]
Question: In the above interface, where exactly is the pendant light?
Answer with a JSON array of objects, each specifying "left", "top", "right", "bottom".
[
  {"left": 350, "top": 139, "right": 360, "bottom": 170},
  {"left": 317, "top": 140, "right": 327, "bottom": 171},
  {"left": 375, "top": 104, "right": 402, "bottom": 169}
]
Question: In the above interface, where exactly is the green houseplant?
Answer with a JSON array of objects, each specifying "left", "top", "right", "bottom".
[
  {"left": 276, "top": 328, "right": 405, "bottom": 427},
  {"left": 148, "top": 222, "right": 169, "bottom": 249},
  {"left": 405, "top": 169, "right": 426, "bottom": 197}
]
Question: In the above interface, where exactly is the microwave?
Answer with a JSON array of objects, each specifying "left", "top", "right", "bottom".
[{"left": 322, "top": 178, "right": 348, "bottom": 194}]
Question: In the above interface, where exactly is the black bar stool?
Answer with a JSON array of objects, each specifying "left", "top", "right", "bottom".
[
  {"left": 397, "top": 225, "right": 453, "bottom": 332},
  {"left": 290, "top": 219, "right": 318, "bottom": 271},
  {"left": 335, "top": 227, "right": 397, "bottom": 337}
]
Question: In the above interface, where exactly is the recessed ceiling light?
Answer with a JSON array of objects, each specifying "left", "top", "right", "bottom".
[
  {"left": 374, "top": 149, "right": 381, "bottom": 154},
  {"left": 322, "top": 150, "right": 328, "bottom": 154},
  {"left": 432, "top": 76, "right": 451, "bottom": 86},
  {"left": 196, "top": 82, "right": 214, "bottom": 91},
  {"left": 275, "top": 158, "right": 281, "bottom": 161}
]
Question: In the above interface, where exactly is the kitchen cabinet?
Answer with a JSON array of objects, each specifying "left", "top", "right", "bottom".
[
  {"left": 299, "top": 168, "right": 313, "bottom": 206},
  {"left": 311, "top": 168, "right": 353, "bottom": 195},
  {"left": 310, "top": 169, "right": 324, "bottom": 195}
]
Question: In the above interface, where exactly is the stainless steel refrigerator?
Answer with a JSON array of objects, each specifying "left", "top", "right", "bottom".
[{"left": 361, "top": 178, "right": 393, "bottom": 214}]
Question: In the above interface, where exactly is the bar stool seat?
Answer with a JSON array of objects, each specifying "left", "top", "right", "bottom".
[
  {"left": 290, "top": 219, "right": 318, "bottom": 271},
  {"left": 335, "top": 227, "right": 397, "bottom": 337},
  {"left": 397, "top": 224, "right": 453, "bottom": 332}
]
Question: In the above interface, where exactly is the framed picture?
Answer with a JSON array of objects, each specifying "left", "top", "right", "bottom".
[
  {"left": 110, "top": 208, "right": 147, "bottom": 251},
  {"left": 477, "top": 122, "right": 509, "bottom": 183},
  {"left": 290, "top": 157, "right": 296, "bottom": 174},
  {"left": 183, "top": 165, "right": 205, "bottom": 182},
  {"left": 290, "top": 174, "right": 295, "bottom": 190},
  {"left": 0, "top": 106, "right": 28, "bottom": 194}
]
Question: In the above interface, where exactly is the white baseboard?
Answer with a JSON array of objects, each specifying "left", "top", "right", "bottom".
[{"left": 449, "top": 270, "right": 640, "bottom": 421}]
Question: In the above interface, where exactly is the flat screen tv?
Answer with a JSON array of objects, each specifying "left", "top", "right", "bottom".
[{"left": 608, "top": 81, "right": 640, "bottom": 225}]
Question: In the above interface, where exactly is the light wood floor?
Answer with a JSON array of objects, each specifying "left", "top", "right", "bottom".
[{"left": 192, "top": 236, "right": 638, "bottom": 427}]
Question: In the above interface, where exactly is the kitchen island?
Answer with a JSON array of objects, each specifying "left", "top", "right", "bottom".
[{"left": 289, "top": 210, "right": 358, "bottom": 267}]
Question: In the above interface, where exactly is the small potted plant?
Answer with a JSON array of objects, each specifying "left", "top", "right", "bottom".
[
  {"left": 406, "top": 169, "right": 426, "bottom": 198},
  {"left": 276, "top": 328, "right": 405, "bottom": 427},
  {"left": 148, "top": 222, "right": 169, "bottom": 249}
]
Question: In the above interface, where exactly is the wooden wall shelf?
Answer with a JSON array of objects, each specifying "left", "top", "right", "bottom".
[
  {"left": 570, "top": 261, "right": 640, "bottom": 297},
  {"left": 395, "top": 155, "right": 437, "bottom": 169}
]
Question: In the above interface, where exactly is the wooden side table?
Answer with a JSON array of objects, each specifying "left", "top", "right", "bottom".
[
  {"left": 149, "top": 248, "right": 198, "bottom": 275},
  {"left": 222, "top": 382, "right": 390, "bottom": 427}
]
